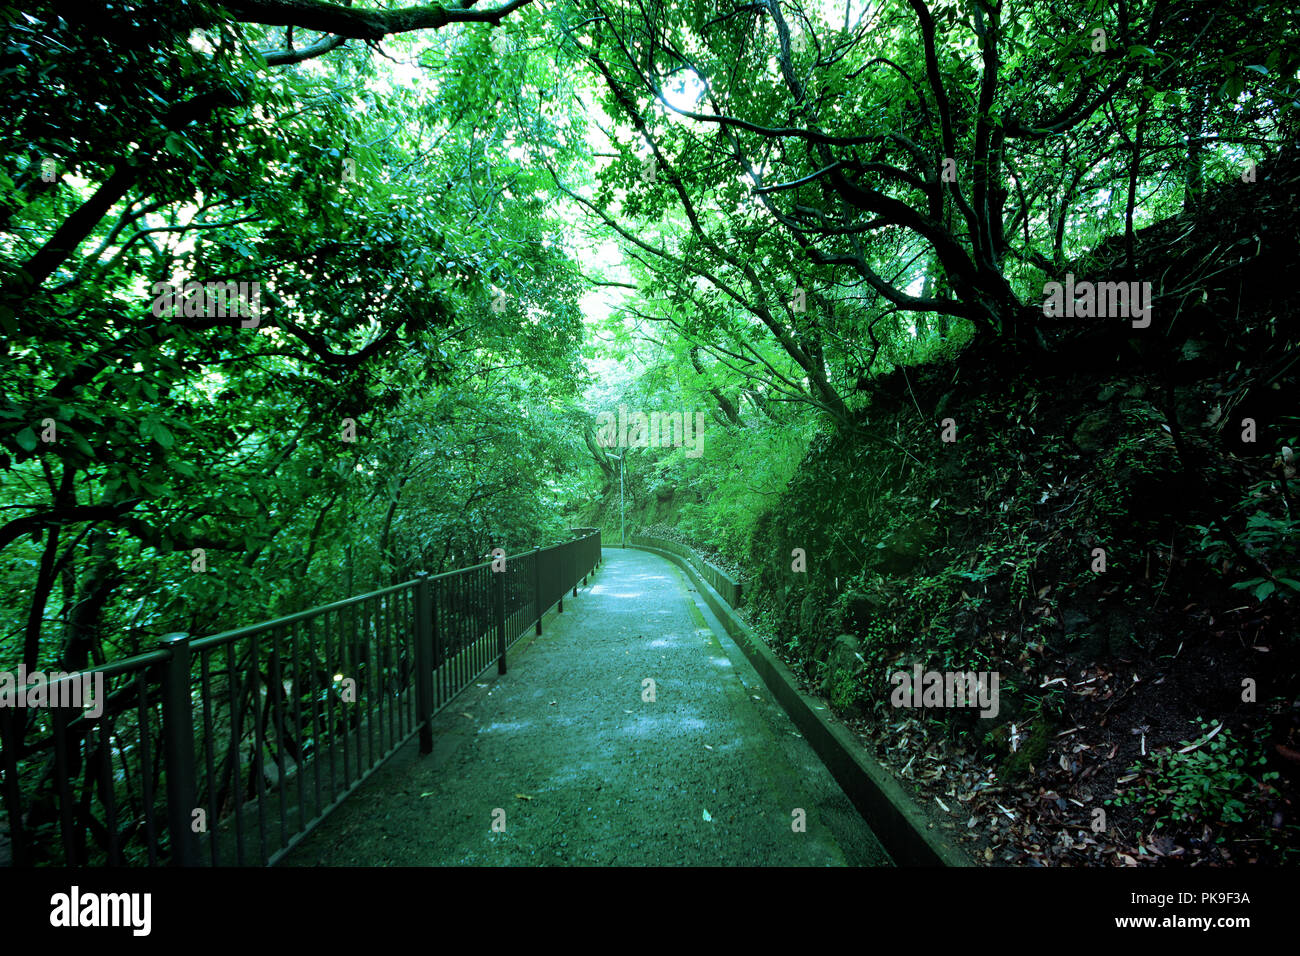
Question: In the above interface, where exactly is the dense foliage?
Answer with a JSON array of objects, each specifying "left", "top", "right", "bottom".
[{"left": 2, "top": 0, "right": 1298, "bottom": 866}]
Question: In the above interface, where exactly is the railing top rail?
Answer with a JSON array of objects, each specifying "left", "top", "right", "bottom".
[
  {"left": 75, "top": 648, "right": 172, "bottom": 679},
  {"left": 5, "top": 532, "right": 603, "bottom": 685},
  {"left": 0, "top": 646, "right": 173, "bottom": 694},
  {"left": 196, "top": 533, "right": 598, "bottom": 649},
  {"left": 192, "top": 578, "right": 419, "bottom": 651},
  {"left": 0, "top": 648, "right": 172, "bottom": 706},
  {"left": 457, "top": 531, "right": 599, "bottom": 570}
]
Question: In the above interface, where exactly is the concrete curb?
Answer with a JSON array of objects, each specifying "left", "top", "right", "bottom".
[{"left": 629, "top": 542, "right": 971, "bottom": 867}]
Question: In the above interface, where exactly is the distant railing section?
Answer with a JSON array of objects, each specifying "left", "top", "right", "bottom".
[
  {"left": 0, "top": 530, "right": 600, "bottom": 867},
  {"left": 627, "top": 535, "right": 743, "bottom": 608}
]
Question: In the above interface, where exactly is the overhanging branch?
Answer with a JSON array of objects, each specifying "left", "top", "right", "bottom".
[{"left": 216, "top": 0, "right": 534, "bottom": 40}]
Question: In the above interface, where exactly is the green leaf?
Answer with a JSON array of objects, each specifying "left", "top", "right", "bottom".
[
  {"left": 15, "top": 427, "right": 37, "bottom": 452},
  {"left": 151, "top": 423, "right": 174, "bottom": 449},
  {"left": 69, "top": 431, "right": 93, "bottom": 457}
]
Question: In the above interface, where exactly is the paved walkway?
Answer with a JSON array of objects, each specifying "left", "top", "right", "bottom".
[{"left": 282, "top": 547, "right": 891, "bottom": 866}]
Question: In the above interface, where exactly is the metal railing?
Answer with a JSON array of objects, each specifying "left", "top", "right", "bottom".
[{"left": 0, "top": 529, "right": 600, "bottom": 867}]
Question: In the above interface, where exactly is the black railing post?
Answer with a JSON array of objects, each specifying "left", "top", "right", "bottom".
[
  {"left": 158, "top": 632, "right": 200, "bottom": 866},
  {"left": 413, "top": 573, "right": 434, "bottom": 755},
  {"left": 533, "top": 548, "right": 542, "bottom": 636},
  {"left": 495, "top": 563, "right": 507, "bottom": 674}
]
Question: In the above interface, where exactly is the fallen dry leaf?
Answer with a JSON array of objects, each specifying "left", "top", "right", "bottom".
[{"left": 1178, "top": 722, "right": 1223, "bottom": 754}]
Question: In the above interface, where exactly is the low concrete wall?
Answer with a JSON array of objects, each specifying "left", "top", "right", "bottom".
[
  {"left": 630, "top": 541, "right": 969, "bottom": 867},
  {"left": 628, "top": 535, "right": 744, "bottom": 607}
]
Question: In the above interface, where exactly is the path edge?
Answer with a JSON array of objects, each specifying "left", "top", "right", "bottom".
[{"left": 626, "top": 543, "right": 971, "bottom": 867}]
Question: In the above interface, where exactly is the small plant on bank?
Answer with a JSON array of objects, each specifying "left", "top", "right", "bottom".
[{"left": 1108, "top": 719, "right": 1278, "bottom": 835}]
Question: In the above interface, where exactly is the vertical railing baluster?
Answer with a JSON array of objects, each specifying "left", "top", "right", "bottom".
[
  {"left": 272, "top": 625, "right": 288, "bottom": 851},
  {"left": 410, "top": 587, "right": 419, "bottom": 727},
  {"left": 375, "top": 598, "right": 385, "bottom": 756},
  {"left": 467, "top": 570, "right": 475, "bottom": 679},
  {"left": 158, "top": 632, "right": 199, "bottom": 866},
  {"left": 289, "top": 620, "right": 307, "bottom": 837},
  {"left": 375, "top": 597, "right": 385, "bottom": 759},
  {"left": 480, "top": 567, "right": 488, "bottom": 674},
  {"left": 250, "top": 635, "right": 268, "bottom": 866},
  {"left": 433, "top": 580, "right": 443, "bottom": 711},
  {"left": 371, "top": 598, "right": 381, "bottom": 762},
  {"left": 404, "top": 588, "right": 413, "bottom": 734},
  {"left": 356, "top": 601, "right": 367, "bottom": 779},
  {"left": 306, "top": 617, "right": 324, "bottom": 821},
  {"left": 367, "top": 600, "right": 377, "bottom": 770},
  {"left": 482, "top": 566, "right": 490, "bottom": 671},
  {"left": 384, "top": 592, "right": 394, "bottom": 751},
  {"left": 200, "top": 650, "right": 218, "bottom": 865},
  {"left": 227, "top": 641, "right": 245, "bottom": 866},
  {"left": 137, "top": 673, "right": 157, "bottom": 866},
  {"left": 414, "top": 573, "right": 434, "bottom": 754},
  {"left": 51, "top": 707, "right": 77, "bottom": 864},
  {"left": 395, "top": 591, "right": 406, "bottom": 737},
  {"left": 496, "top": 559, "right": 507, "bottom": 675},
  {"left": 317, "top": 614, "right": 336, "bottom": 810},
  {"left": 99, "top": 714, "right": 119, "bottom": 865},
  {"left": 456, "top": 573, "right": 464, "bottom": 695},
  {"left": 359, "top": 601, "right": 370, "bottom": 772},
  {"left": 337, "top": 607, "right": 350, "bottom": 791}
]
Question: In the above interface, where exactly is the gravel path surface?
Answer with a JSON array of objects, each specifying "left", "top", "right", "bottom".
[{"left": 282, "top": 547, "right": 891, "bottom": 866}]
